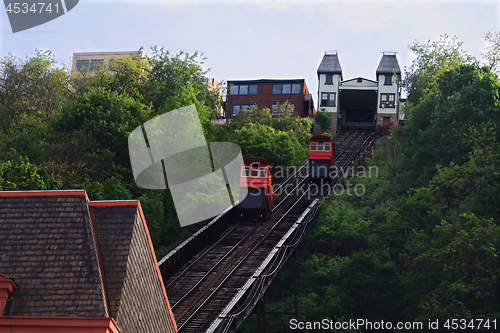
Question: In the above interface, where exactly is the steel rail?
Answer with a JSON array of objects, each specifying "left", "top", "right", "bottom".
[{"left": 177, "top": 187, "right": 313, "bottom": 332}]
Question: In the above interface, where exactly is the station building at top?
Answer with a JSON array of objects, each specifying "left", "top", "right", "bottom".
[{"left": 317, "top": 51, "right": 402, "bottom": 132}]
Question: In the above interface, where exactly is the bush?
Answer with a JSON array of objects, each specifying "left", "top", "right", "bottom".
[{"left": 377, "top": 121, "right": 394, "bottom": 137}]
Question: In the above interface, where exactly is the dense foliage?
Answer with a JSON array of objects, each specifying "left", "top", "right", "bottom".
[
  {"left": 237, "top": 35, "right": 500, "bottom": 332},
  {"left": 0, "top": 49, "right": 311, "bottom": 259}
]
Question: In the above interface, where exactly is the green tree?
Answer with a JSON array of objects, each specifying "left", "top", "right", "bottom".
[
  {"left": 142, "top": 47, "right": 221, "bottom": 118},
  {"left": 403, "top": 35, "right": 475, "bottom": 105},
  {"left": 71, "top": 53, "right": 149, "bottom": 101},
  {"left": 54, "top": 87, "right": 153, "bottom": 176},
  {"left": 229, "top": 122, "right": 307, "bottom": 169},
  {"left": 0, "top": 50, "right": 70, "bottom": 158},
  {"left": 482, "top": 31, "right": 500, "bottom": 74},
  {"left": 396, "top": 64, "right": 500, "bottom": 188},
  {"left": 0, "top": 149, "right": 62, "bottom": 190},
  {"left": 314, "top": 108, "right": 331, "bottom": 132}
]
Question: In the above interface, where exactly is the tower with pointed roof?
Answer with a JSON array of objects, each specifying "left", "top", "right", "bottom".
[
  {"left": 317, "top": 51, "right": 342, "bottom": 133},
  {"left": 376, "top": 52, "right": 401, "bottom": 127}
]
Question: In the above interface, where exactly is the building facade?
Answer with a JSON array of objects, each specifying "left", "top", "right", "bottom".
[
  {"left": 317, "top": 51, "right": 402, "bottom": 133},
  {"left": 225, "top": 79, "right": 315, "bottom": 118},
  {"left": 71, "top": 50, "right": 145, "bottom": 75}
]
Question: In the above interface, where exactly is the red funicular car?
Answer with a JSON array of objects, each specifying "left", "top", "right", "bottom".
[{"left": 238, "top": 157, "right": 273, "bottom": 220}]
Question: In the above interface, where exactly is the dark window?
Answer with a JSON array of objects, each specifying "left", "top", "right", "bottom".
[
  {"left": 325, "top": 75, "right": 333, "bottom": 85},
  {"left": 272, "top": 83, "right": 301, "bottom": 94},
  {"left": 90, "top": 59, "right": 104, "bottom": 71},
  {"left": 232, "top": 103, "right": 256, "bottom": 116},
  {"left": 357, "top": 78, "right": 363, "bottom": 83},
  {"left": 272, "top": 84, "right": 282, "bottom": 94},
  {"left": 239, "top": 85, "right": 248, "bottom": 95},
  {"left": 282, "top": 84, "right": 291, "bottom": 94},
  {"left": 229, "top": 84, "right": 258, "bottom": 95},
  {"left": 383, "top": 117, "right": 391, "bottom": 124},
  {"left": 384, "top": 74, "right": 392, "bottom": 85},
  {"left": 310, "top": 142, "right": 317, "bottom": 151},
  {"left": 271, "top": 102, "right": 295, "bottom": 116},
  {"left": 75, "top": 60, "right": 89, "bottom": 71},
  {"left": 259, "top": 167, "right": 267, "bottom": 177},
  {"left": 249, "top": 84, "right": 258, "bottom": 95},
  {"left": 321, "top": 92, "right": 336, "bottom": 107},
  {"left": 380, "top": 93, "right": 396, "bottom": 108},
  {"left": 250, "top": 164, "right": 259, "bottom": 177},
  {"left": 242, "top": 167, "right": 249, "bottom": 177},
  {"left": 229, "top": 85, "right": 239, "bottom": 95}
]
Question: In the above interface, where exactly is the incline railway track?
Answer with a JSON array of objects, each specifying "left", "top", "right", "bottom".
[{"left": 160, "top": 129, "right": 375, "bottom": 332}]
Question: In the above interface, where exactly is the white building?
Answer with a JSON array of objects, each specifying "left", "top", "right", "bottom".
[{"left": 317, "top": 51, "right": 401, "bottom": 132}]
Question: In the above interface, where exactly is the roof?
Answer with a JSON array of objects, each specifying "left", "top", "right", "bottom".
[
  {"left": 317, "top": 53, "right": 342, "bottom": 74},
  {"left": 0, "top": 191, "right": 107, "bottom": 317},
  {"left": 0, "top": 190, "right": 177, "bottom": 333},
  {"left": 310, "top": 134, "right": 333, "bottom": 142},
  {"left": 376, "top": 54, "right": 401, "bottom": 75}
]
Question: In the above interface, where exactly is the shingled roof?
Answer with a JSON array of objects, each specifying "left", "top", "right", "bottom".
[
  {"left": 376, "top": 53, "right": 401, "bottom": 75},
  {"left": 0, "top": 190, "right": 176, "bottom": 333},
  {"left": 317, "top": 52, "right": 342, "bottom": 75}
]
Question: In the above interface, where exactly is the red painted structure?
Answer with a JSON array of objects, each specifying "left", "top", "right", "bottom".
[
  {"left": 308, "top": 135, "right": 335, "bottom": 182},
  {"left": 238, "top": 157, "right": 273, "bottom": 220}
]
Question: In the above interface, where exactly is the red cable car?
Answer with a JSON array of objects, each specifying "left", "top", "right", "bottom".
[
  {"left": 238, "top": 157, "right": 273, "bottom": 220},
  {"left": 308, "top": 134, "right": 335, "bottom": 183}
]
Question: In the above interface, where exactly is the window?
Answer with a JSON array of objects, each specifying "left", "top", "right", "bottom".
[
  {"left": 239, "top": 85, "right": 248, "bottom": 95},
  {"left": 325, "top": 74, "right": 333, "bottom": 85},
  {"left": 317, "top": 141, "right": 324, "bottom": 151},
  {"left": 320, "top": 92, "right": 336, "bottom": 107},
  {"left": 271, "top": 102, "right": 295, "bottom": 116},
  {"left": 357, "top": 78, "right": 363, "bottom": 83},
  {"left": 384, "top": 74, "right": 392, "bottom": 85},
  {"left": 272, "top": 83, "right": 301, "bottom": 95},
  {"left": 242, "top": 166, "right": 249, "bottom": 177},
  {"left": 90, "top": 59, "right": 104, "bottom": 71},
  {"left": 325, "top": 143, "right": 331, "bottom": 151},
  {"left": 250, "top": 164, "right": 259, "bottom": 177},
  {"left": 383, "top": 117, "right": 391, "bottom": 124},
  {"left": 229, "top": 84, "right": 258, "bottom": 95},
  {"left": 259, "top": 167, "right": 267, "bottom": 178},
  {"left": 380, "top": 93, "right": 395, "bottom": 108},
  {"left": 310, "top": 142, "right": 317, "bottom": 151},
  {"left": 75, "top": 60, "right": 89, "bottom": 72},
  {"left": 232, "top": 103, "right": 256, "bottom": 116}
]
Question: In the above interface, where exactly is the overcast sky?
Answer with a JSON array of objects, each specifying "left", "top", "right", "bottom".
[{"left": 1, "top": 0, "right": 498, "bottom": 99}]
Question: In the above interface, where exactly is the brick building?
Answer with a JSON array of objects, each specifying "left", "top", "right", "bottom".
[
  {"left": 317, "top": 51, "right": 402, "bottom": 133},
  {"left": 0, "top": 190, "right": 177, "bottom": 333},
  {"left": 225, "top": 79, "right": 315, "bottom": 118}
]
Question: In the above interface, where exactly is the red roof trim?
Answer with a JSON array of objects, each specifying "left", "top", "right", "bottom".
[
  {"left": 0, "top": 317, "right": 120, "bottom": 332},
  {"left": 0, "top": 190, "right": 89, "bottom": 202},
  {"left": 89, "top": 200, "right": 140, "bottom": 207}
]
